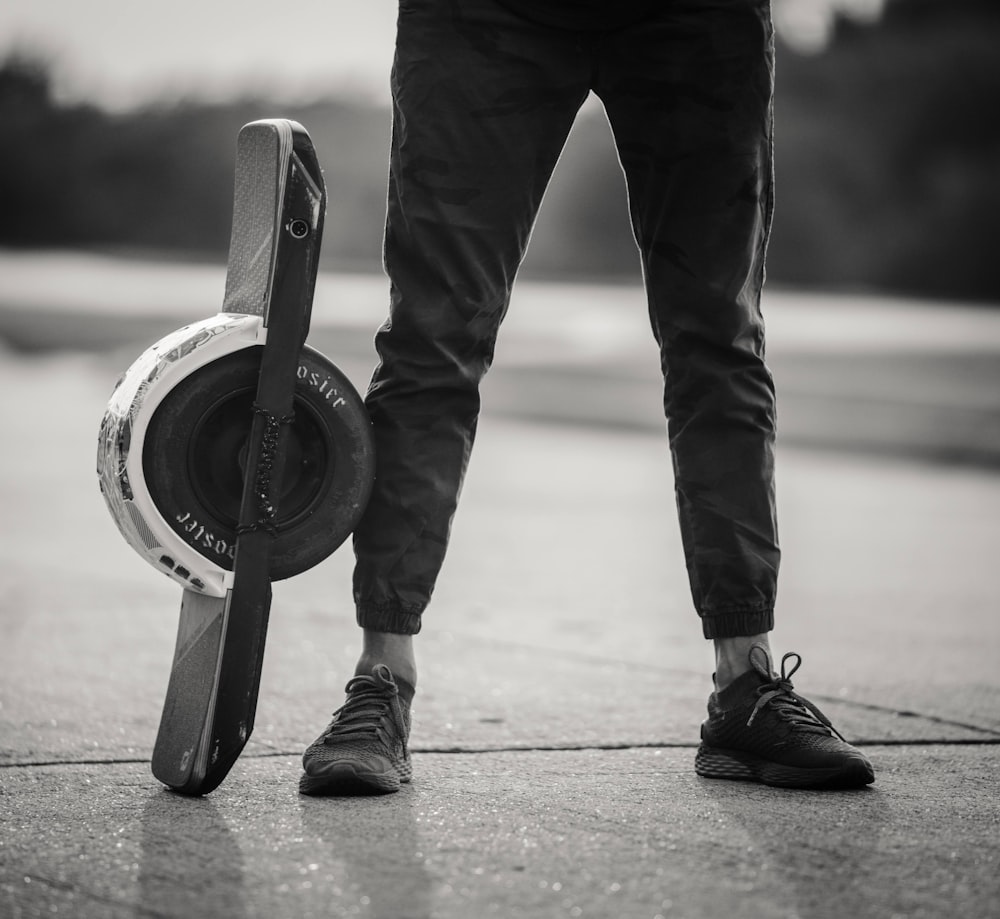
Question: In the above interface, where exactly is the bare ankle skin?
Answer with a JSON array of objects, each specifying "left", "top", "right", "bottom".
[
  {"left": 355, "top": 630, "right": 418, "bottom": 689},
  {"left": 713, "top": 633, "right": 772, "bottom": 690}
]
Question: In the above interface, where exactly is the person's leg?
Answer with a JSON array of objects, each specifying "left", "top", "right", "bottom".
[
  {"left": 597, "top": 0, "right": 780, "bottom": 674},
  {"left": 352, "top": 0, "right": 591, "bottom": 664},
  {"left": 302, "top": 0, "right": 591, "bottom": 794},
  {"left": 597, "top": 3, "right": 871, "bottom": 787}
]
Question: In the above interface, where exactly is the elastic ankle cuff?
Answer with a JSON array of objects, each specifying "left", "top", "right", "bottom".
[
  {"left": 701, "top": 608, "right": 774, "bottom": 640},
  {"left": 356, "top": 601, "right": 423, "bottom": 636}
]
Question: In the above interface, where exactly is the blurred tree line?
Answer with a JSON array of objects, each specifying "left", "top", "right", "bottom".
[{"left": 0, "top": 0, "right": 997, "bottom": 302}]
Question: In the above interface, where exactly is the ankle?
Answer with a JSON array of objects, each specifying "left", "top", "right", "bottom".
[
  {"left": 356, "top": 630, "right": 417, "bottom": 689},
  {"left": 713, "top": 633, "right": 772, "bottom": 690},
  {"left": 356, "top": 659, "right": 418, "bottom": 697}
]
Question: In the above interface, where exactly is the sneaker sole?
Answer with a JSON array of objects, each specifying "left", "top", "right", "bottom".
[
  {"left": 695, "top": 744, "right": 875, "bottom": 789},
  {"left": 298, "top": 761, "right": 408, "bottom": 797}
]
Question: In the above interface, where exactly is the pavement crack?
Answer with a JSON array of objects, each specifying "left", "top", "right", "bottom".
[
  {"left": 6, "top": 736, "right": 1000, "bottom": 771},
  {"left": 811, "top": 693, "right": 1000, "bottom": 738},
  {"left": 409, "top": 741, "right": 697, "bottom": 754},
  {"left": 0, "top": 756, "right": 150, "bottom": 769},
  {"left": 18, "top": 874, "right": 165, "bottom": 917}
]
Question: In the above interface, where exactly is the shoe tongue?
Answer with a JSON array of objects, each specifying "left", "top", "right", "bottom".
[{"left": 748, "top": 642, "right": 776, "bottom": 680}]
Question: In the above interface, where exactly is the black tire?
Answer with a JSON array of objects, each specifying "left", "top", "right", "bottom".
[{"left": 142, "top": 345, "right": 374, "bottom": 580}]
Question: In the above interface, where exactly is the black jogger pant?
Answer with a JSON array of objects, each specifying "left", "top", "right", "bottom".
[{"left": 352, "top": 0, "right": 780, "bottom": 640}]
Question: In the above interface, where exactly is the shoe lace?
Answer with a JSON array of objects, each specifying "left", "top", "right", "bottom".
[
  {"left": 323, "top": 665, "right": 399, "bottom": 743},
  {"left": 746, "top": 652, "right": 845, "bottom": 740}
]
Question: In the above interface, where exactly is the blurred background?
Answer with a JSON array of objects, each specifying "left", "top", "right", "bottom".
[
  {"left": 0, "top": 0, "right": 997, "bottom": 298},
  {"left": 0, "top": 0, "right": 999, "bottom": 464}
]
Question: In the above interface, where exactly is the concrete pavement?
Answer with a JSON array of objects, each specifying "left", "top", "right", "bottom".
[
  {"left": 1, "top": 253, "right": 1000, "bottom": 918},
  {"left": 4, "top": 748, "right": 996, "bottom": 919}
]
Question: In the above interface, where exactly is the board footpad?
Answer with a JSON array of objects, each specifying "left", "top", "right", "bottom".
[{"left": 222, "top": 120, "right": 293, "bottom": 317}]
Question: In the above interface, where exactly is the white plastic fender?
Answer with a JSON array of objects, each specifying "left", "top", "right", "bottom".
[{"left": 96, "top": 313, "right": 266, "bottom": 597}]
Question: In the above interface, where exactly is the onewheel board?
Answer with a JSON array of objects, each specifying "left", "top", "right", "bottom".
[{"left": 96, "top": 119, "right": 374, "bottom": 794}]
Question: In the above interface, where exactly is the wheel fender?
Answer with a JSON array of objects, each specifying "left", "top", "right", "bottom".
[{"left": 96, "top": 313, "right": 265, "bottom": 596}]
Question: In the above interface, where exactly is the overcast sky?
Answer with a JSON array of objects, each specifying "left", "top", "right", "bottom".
[{"left": 1, "top": 0, "right": 885, "bottom": 111}]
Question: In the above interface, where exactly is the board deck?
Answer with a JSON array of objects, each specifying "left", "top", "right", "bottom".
[{"left": 151, "top": 590, "right": 227, "bottom": 788}]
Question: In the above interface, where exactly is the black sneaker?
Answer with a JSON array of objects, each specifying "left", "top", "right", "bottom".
[
  {"left": 299, "top": 664, "right": 413, "bottom": 795},
  {"left": 695, "top": 644, "right": 875, "bottom": 789}
]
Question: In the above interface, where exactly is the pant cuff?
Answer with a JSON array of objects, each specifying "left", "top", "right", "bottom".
[
  {"left": 356, "top": 601, "right": 424, "bottom": 636},
  {"left": 700, "top": 607, "right": 774, "bottom": 640}
]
